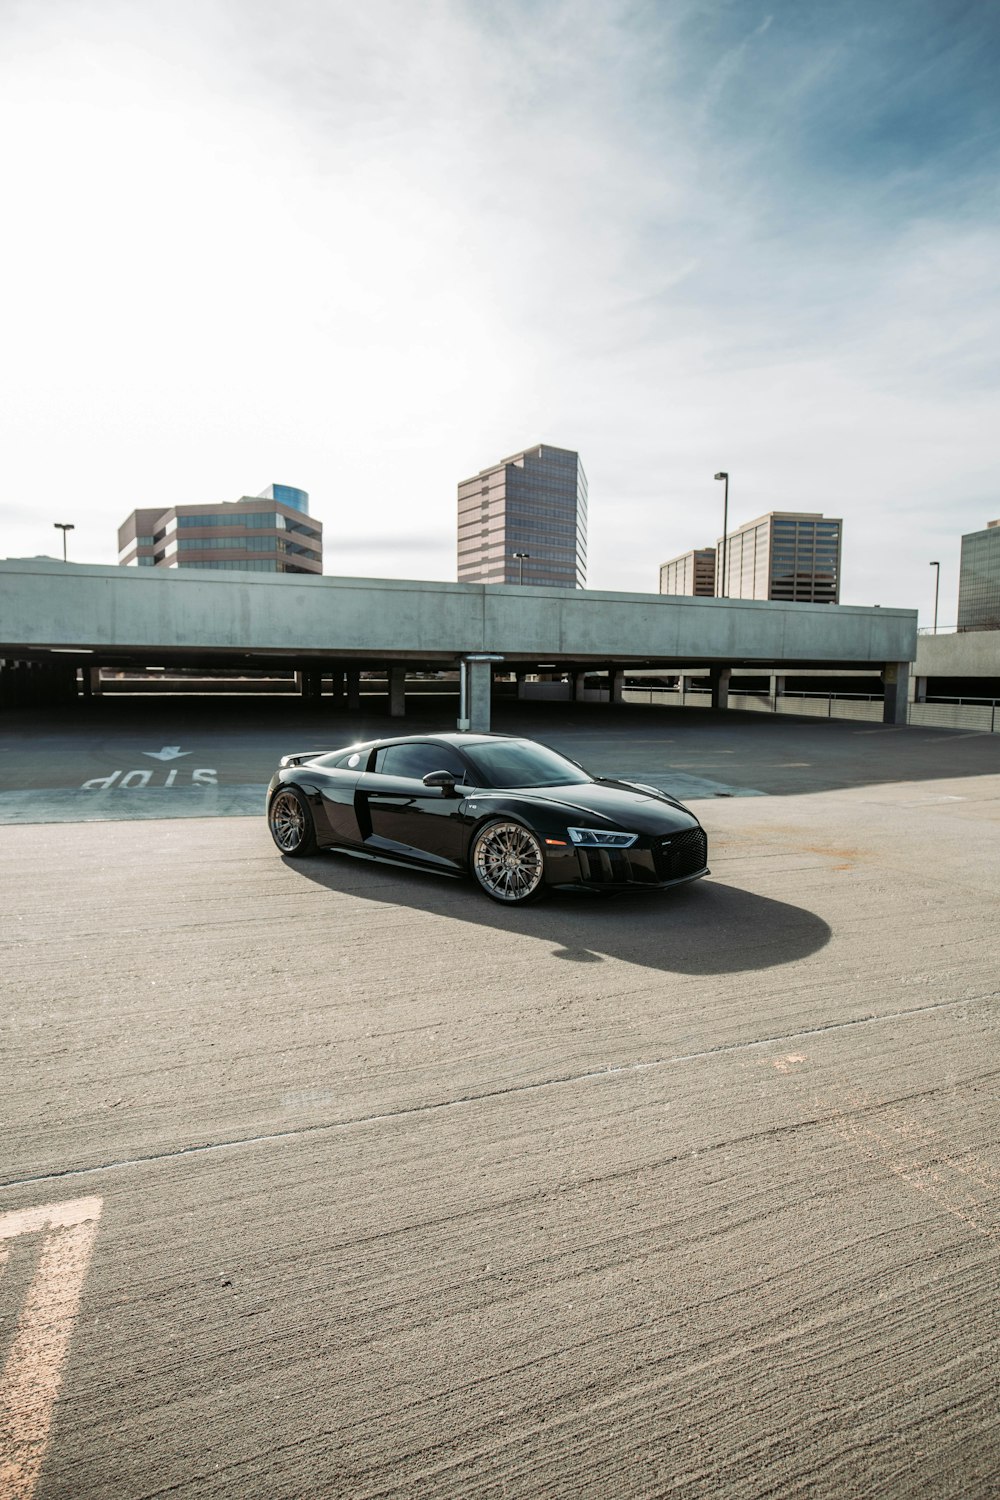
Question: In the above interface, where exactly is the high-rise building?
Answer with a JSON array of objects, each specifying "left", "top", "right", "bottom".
[
  {"left": 659, "top": 549, "right": 716, "bottom": 597},
  {"left": 457, "top": 444, "right": 587, "bottom": 588},
  {"left": 957, "top": 520, "right": 1000, "bottom": 630},
  {"left": 117, "top": 486, "right": 322, "bottom": 575},
  {"left": 717, "top": 512, "right": 842, "bottom": 603}
]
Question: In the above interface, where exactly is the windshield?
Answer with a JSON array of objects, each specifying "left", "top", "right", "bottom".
[{"left": 462, "top": 740, "right": 591, "bottom": 789}]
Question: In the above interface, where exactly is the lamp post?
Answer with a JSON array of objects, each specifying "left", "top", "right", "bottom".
[
  {"left": 929, "top": 560, "right": 940, "bottom": 635},
  {"left": 713, "top": 473, "right": 729, "bottom": 597},
  {"left": 54, "top": 522, "right": 75, "bottom": 561},
  {"left": 513, "top": 550, "right": 530, "bottom": 585}
]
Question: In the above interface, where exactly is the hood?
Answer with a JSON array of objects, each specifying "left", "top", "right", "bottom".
[{"left": 517, "top": 779, "right": 699, "bottom": 834}]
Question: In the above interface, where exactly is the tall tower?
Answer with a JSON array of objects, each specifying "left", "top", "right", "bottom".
[
  {"left": 457, "top": 444, "right": 587, "bottom": 588},
  {"left": 958, "top": 519, "right": 1000, "bottom": 630}
]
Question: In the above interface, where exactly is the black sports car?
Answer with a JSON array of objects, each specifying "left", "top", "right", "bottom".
[{"left": 266, "top": 732, "right": 709, "bottom": 905}]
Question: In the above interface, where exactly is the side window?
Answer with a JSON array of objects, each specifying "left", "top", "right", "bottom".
[
  {"left": 374, "top": 743, "right": 466, "bottom": 780},
  {"left": 316, "top": 745, "right": 370, "bottom": 770}
]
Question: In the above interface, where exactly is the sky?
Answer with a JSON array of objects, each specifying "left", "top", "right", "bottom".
[{"left": 2, "top": 0, "right": 998, "bottom": 627}]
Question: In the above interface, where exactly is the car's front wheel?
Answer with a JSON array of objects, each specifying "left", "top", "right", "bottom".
[
  {"left": 268, "top": 786, "right": 318, "bottom": 857},
  {"left": 470, "top": 819, "right": 546, "bottom": 905}
]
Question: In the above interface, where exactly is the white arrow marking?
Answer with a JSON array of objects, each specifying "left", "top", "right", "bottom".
[{"left": 142, "top": 746, "right": 191, "bottom": 761}]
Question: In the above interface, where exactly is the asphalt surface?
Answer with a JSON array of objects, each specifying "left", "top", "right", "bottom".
[{"left": 2, "top": 699, "right": 999, "bottom": 1499}]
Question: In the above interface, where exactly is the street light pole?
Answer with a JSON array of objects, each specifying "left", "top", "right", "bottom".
[
  {"left": 54, "top": 522, "right": 75, "bottom": 561},
  {"left": 929, "top": 560, "right": 940, "bottom": 635},
  {"left": 713, "top": 473, "right": 729, "bottom": 597},
  {"left": 513, "top": 550, "right": 530, "bottom": 585}
]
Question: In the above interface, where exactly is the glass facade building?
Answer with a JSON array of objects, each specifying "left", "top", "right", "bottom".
[
  {"left": 117, "top": 486, "right": 322, "bottom": 575},
  {"left": 257, "top": 483, "right": 309, "bottom": 515},
  {"left": 957, "top": 520, "right": 1000, "bottom": 630},
  {"left": 457, "top": 444, "right": 587, "bottom": 588}
]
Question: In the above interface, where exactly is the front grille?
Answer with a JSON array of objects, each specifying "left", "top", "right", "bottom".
[{"left": 652, "top": 826, "right": 708, "bottom": 881}]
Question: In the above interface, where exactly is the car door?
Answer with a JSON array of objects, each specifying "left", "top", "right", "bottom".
[
  {"left": 307, "top": 746, "right": 370, "bottom": 846},
  {"left": 358, "top": 742, "right": 469, "bottom": 868}
]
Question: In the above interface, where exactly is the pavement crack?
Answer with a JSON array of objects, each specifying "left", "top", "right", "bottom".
[{"left": 1, "top": 989, "right": 995, "bottom": 1194}]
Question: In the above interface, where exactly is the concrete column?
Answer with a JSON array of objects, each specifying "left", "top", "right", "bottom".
[
  {"left": 467, "top": 659, "right": 493, "bottom": 732},
  {"left": 515, "top": 671, "right": 527, "bottom": 700},
  {"left": 574, "top": 671, "right": 588, "bottom": 702},
  {"left": 346, "top": 670, "right": 361, "bottom": 712},
  {"left": 389, "top": 667, "right": 406, "bottom": 718},
  {"left": 88, "top": 666, "right": 103, "bottom": 697},
  {"left": 882, "top": 662, "right": 910, "bottom": 725},
  {"left": 710, "top": 666, "right": 731, "bottom": 711},
  {"left": 769, "top": 673, "right": 785, "bottom": 711},
  {"left": 677, "top": 674, "right": 689, "bottom": 705},
  {"left": 610, "top": 669, "right": 625, "bottom": 704},
  {"left": 913, "top": 676, "right": 927, "bottom": 704},
  {"left": 328, "top": 669, "right": 344, "bottom": 708}
]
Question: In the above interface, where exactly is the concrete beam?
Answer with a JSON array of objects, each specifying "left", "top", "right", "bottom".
[{"left": 0, "top": 560, "right": 918, "bottom": 674}]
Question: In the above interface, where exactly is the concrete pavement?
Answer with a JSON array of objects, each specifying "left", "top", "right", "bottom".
[{"left": 1, "top": 704, "right": 998, "bottom": 1497}]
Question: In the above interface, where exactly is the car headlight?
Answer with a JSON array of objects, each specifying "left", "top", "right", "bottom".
[{"left": 567, "top": 827, "right": 638, "bottom": 848}]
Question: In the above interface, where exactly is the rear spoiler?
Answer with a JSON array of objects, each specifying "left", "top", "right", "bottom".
[{"left": 279, "top": 751, "right": 326, "bottom": 768}]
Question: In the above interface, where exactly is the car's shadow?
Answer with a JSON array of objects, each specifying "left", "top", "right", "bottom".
[{"left": 287, "top": 852, "right": 831, "bottom": 976}]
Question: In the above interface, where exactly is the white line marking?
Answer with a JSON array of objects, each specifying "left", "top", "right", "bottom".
[{"left": 0, "top": 1196, "right": 103, "bottom": 1500}]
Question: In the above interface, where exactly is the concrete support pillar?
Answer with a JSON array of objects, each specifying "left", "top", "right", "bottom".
[
  {"left": 769, "top": 673, "right": 785, "bottom": 711},
  {"left": 610, "top": 669, "right": 625, "bottom": 704},
  {"left": 328, "top": 669, "right": 344, "bottom": 708},
  {"left": 346, "top": 670, "right": 361, "bottom": 712},
  {"left": 574, "top": 671, "right": 588, "bottom": 702},
  {"left": 466, "top": 659, "right": 493, "bottom": 732},
  {"left": 710, "top": 666, "right": 731, "bottom": 711},
  {"left": 389, "top": 667, "right": 406, "bottom": 718},
  {"left": 515, "top": 671, "right": 527, "bottom": 700},
  {"left": 677, "top": 674, "right": 689, "bottom": 705},
  {"left": 882, "top": 662, "right": 910, "bottom": 725},
  {"left": 88, "top": 666, "right": 103, "bottom": 697},
  {"left": 913, "top": 676, "right": 927, "bottom": 704}
]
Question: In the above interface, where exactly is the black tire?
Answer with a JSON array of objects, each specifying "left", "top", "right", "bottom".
[
  {"left": 268, "top": 786, "right": 319, "bottom": 857},
  {"left": 470, "top": 819, "right": 546, "bottom": 905}
]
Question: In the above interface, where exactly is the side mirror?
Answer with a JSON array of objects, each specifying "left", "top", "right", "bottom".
[{"left": 422, "top": 769, "right": 459, "bottom": 792}]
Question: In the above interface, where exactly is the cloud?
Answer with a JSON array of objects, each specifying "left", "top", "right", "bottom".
[{"left": 0, "top": 0, "right": 997, "bottom": 627}]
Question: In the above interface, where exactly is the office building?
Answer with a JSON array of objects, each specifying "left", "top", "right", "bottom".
[
  {"left": 957, "top": 520, "right": 1000, "bottom": 630},
  {"left": 718, "top": 511, "right": 842, "bottom": 603},
  {"left": 659, "top": 548, "right": 716, "bottom": 597},
  {"left": 117, "top": 485, "right": 322, "bottom": 575},
  {"left": 457, "top": 444, "right": 587, "bottom": 588}
]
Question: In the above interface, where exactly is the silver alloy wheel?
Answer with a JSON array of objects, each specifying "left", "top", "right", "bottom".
[
  {"left": 270, "top": 789, "right": 307, "bottom": 852},
  {"left": 473, "top": 821, "right": 544, "bottom": 903}
]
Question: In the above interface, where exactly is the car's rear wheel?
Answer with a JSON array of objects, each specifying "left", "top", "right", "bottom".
[
  {"left": 269, "top": 787, "right": 318, "bottom": 857},
  {"left": 471, "top": 819, "right": 545, "bottom": 905}
]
